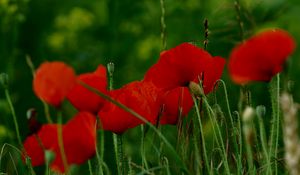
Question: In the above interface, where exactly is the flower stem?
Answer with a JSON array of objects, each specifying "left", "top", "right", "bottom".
[
  {"left": 257, "top": 114, "right": 272, "bottom": 175},
  {"left": 107, "top": 62, "right": 125, "bottom": 174},
  {"left": 269, "top": 74, "right": 280, "bottom": 174},
  {"left": 203, "top": 97, "right": 231, "bottom": 174},
  {"left": 57, "top": 111, "right": 69, "bottom": 173},
  {"left": 160, "top": 0, "right": 167, "bottom": 50},
  {"left": 113, "top": 134, "right": 123, "bottom": 174},
  {"left": 215, "top": 80, "right": 242, "bottom": 174},
  {"left": 4, "top": 89, "right": 23, "bottom": 148},
  {"left": 192, "top": 96, "right": 210, "bottom": 174},
  {"left": 140, "top": 125, "right": 149, "bottom": 170}
]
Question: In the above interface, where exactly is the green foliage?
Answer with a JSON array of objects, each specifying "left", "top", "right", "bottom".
[{"left": 1, "top": 0, "right": 300, "bottom": 174}]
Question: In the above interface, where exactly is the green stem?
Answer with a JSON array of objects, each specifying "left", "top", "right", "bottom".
[
  {"left": 113, "top": 134, "right": 123, "bottom": 175},
  {"left": 108, "top": 63, "right": 125, "bottom": 174},
  {"left": 245, "top": 139, "right": 254, "bottom": 175},
  {"left": 88, "top": 160, "right": 93, "bottom": 175},
  {"left": 57, "top": 111, "right": 69, "bottom": 173},
  {"left": 257, "top": 115, "right": 272, "bottom": 175},
  {"left": 43, "top": 101, "right": 53, "bottom": 124},
  {"left": 192, "top": 96, "right": 210, "bottom": 174},
  {"left": 96, "top": 118, "right": 105, "bottom": 175},
  {"left": 160, "top": 0, "right": 167, "bottom": 50},
  {"left": 203, "top": 98, "right": 231, "bottom": 175},
  {"left": 216, "top": 80, "right": 242, "bottom": 174},
  {"left": 100, "top": 129, "right": 105, "bottom": 161},
  {"left": 79, "top": 81, "right": 189, "bottom": 173},
  {"left": 269, "top": 74, "right": 280, "bottom": 175},
  {"left": 140, "top": 125, "right": 149, "bottom": 170},
  {"left": 4, "top": 89, "right": 23, "bottom": 148},
  {"left": 95, "top": 136, "right": 104, "bottom": 175}
]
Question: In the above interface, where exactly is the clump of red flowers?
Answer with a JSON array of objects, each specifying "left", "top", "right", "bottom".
[
  {"left": 24, "top": 42, "right": 226, "bottom": 172},
  {"left": 23, "top": 112, "right": 96, "bottom": 173},
  {"left": 228, "top": 29, "right": 296, "bottom": 84},
  {"left": 144, "top": 42, "right": 226, "bottom": 124}
]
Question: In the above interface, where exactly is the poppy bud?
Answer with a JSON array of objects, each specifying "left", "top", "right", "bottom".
[
  {"left": 107, "top": 62, "right": 114, "bottom": 76},
  {"left": 256, "top": 105, "right": 266, "bottom": 118},
  {"left": 188, "top": 81, "right": 204, "bottom": 97},
  {"left": 45, "top": 150, "right": 55, "bottom": 164},
  {"left": 26, "top": 108, "right": 41, "bottom": 135}
]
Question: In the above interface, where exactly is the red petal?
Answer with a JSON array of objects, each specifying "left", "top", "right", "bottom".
[
  {"left": 50, "top": 112, "right": 97, "bottom": 173},
  {"left": 33, "top": 61, "right": 76, "bottom": 107},
  {"left": 23, "top": 124, "right": 58, "bottom": 166},
  {"left": 23, "top": 135, "right": 45, "bottom": 166},
  {"left": 67, "top": 65, "right": 108, "bottom": 113},
  {"left": 144, "top": 43, "right": 225, "bottom": 94},
  {"left": 229, "top": 29, "right": 296, "bottom": 84},
  {"left": 160, "top": 87, "right": 194, "bottom": 125},
  {"left": 98, "top": 81, "right": 161, "bottom": 134},
  {"left": 23, "top": 112, "right": 96, "bottom": 173}
]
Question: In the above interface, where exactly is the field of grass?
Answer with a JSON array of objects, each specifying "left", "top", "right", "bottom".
[{"left": 1, "top": 0, "right": 300, "bottom": 174}]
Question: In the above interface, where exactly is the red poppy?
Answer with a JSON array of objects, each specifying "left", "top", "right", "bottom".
[
  {"left": 23, "top": 112, "right": 96, "bottom": 173},
  {"left": 98, "top": 81, "right": 161, "bottom": 134},
  {"left": 159, "top": 87, "right": 194, "bottom": 125},
  {"left": 67, "top": 65, "right": 107, "bottom": 113},
  {"left": 228, "top": 29, "right": 296, "bottom": 84},
  {"left": 23, "top": 124, "right": 58, "bottom": 166},
  {"left": 144, "top": 42, "right": 226, "bottom": 94},
  {"left": 51, "top": 112, "right": 96, "bottom": 172},
  {"left": 33, "top": 61, "right": 76, "bottom": 107}
]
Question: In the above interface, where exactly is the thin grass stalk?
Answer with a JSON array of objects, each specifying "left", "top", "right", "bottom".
[
  {"left": 79, "top": 81, "right": 189, "bottom": 173},
  {"left": 215, "top": 79, "right": 242, "bottom": 174},
  {"left": 257, "top": 114, "right": 272, "bottom": 174},
  {"left": 202, "top": 97, "right": 231, "bottom": 174},
  {"left": 162, "top": 156, "right": 171, "bottom": 175},
  {"left": 4, "top": 89, "right": 23, "bottom": 149},
  {"left": 233, "top": 111, "right": 243, "bottom": 174},
  {"left": 269, "top": 74, "right": 280, "bottom": 174},
  {"left": 0, "top": 143, "right": 35, "bottom": 175},
  {"left": 203, "top": 18, "right": 209, "bottom": 50},
  {"left": 192, "top": 96, "right": 209, "bottom": 174},
  {"left": 160, "top": 0, "right": 167, "bottom": 50},
  {"left": 140, "top": 125, "right": 149, "bottom": 170},
  {"left": 57, "top": 111, "right": 69, "bottom": 173},
  {"left": 192, "top": 118, "right": 202, "bottom": 175},
  {"left": 95, "top": 119, "right": 104, "bottom": 175},
  {"left": 88, "top": 160, "right": 93, "bottom": 175}
]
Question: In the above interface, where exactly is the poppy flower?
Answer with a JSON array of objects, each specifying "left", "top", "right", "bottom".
[
  {"left": 67, "top": 65, "right": 108, "bottom": 113},
  {"left": 33, "top": 61, "right": 76, "bottom": 107},
  {"left": 23, "top": 124, "right": 58, "bottom": 166},
  {"left": 98, "top": 81, "right": 161, "bottom": 134},
  {"left": 228, "top": 29, "right": 296, "bottom": 84},
  {"left": 144, "top": 42, "right": 226, "bottom": 94},
  {"left": 159, "top": 87, "right": 194, "bottom": 125},
  {"left": 23, "top": 112, "right": 96, "bottom": 173}
]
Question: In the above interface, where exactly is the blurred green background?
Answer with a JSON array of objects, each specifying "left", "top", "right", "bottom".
[{"left": 1, "top": 0, "right": 300, "bottom": 173}]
